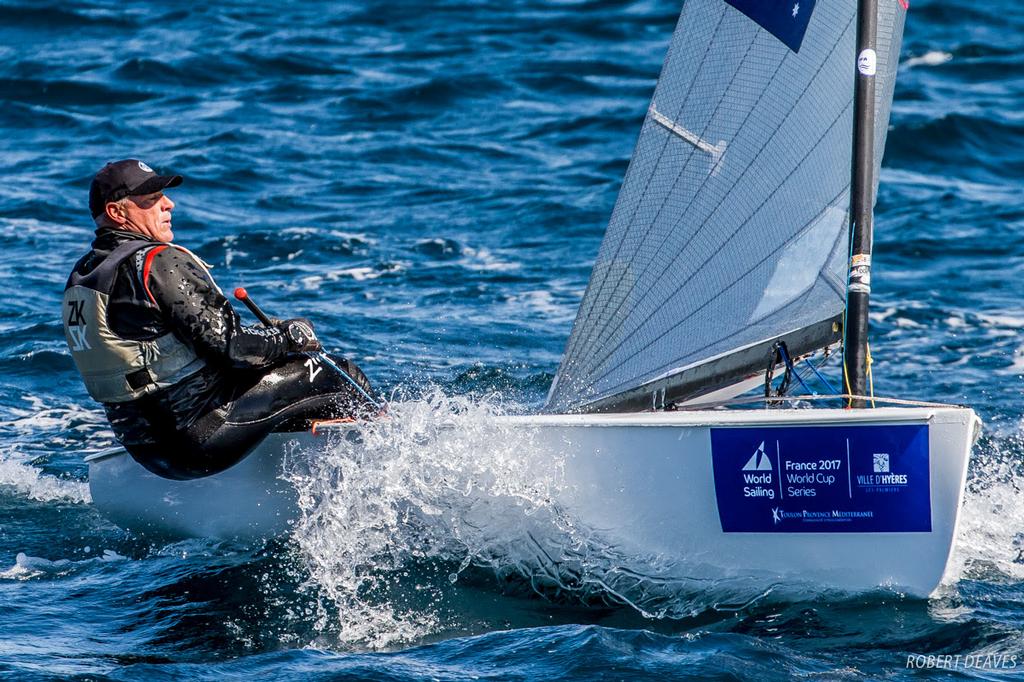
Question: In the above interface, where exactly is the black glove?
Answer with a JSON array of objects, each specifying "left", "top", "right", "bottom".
[{"left": 279, "top": 317, "right": 321, "bottom": 353}]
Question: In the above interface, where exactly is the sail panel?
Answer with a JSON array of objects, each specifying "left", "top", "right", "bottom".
[
  {"left": 548, "top": 0, "right": 906, "bottom": 413},
  {"left": 873, "top": 0, "right": 906, "bottom": 195}
]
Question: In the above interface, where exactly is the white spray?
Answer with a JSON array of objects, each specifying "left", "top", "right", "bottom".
[{"left": 284, "top": 391, "right": 571, "bottom": 648}]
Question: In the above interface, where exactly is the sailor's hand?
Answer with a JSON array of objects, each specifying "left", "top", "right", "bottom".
[{"left": 280, "top": 318, "right": 322, "bottom": 353}]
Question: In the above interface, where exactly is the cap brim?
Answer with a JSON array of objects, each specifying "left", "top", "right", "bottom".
[{"left": 129, "top": 174, "right": 183, "bottom": 197}]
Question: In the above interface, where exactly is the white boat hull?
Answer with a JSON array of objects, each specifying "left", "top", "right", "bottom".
[
  {"left": 87, "top": 406, "right": 979, "bottom": 597},
  {"left": 87, "top": 433, "right": 301, "bottom": 539}
]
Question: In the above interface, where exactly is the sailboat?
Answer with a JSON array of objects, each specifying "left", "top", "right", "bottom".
[{"left": 87, "top": 0, "right": 979, "bottom": 597}]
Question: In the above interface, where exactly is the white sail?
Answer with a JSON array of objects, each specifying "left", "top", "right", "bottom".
[{"left": 548, "top": 0, "right": 906, "bottom": 413}]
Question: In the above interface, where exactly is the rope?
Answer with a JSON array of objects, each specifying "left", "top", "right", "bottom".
[
  {"left": 778, "top": 343, "right": 814, "bottom": 395},
  {"left": 764, "top": 342, "right": 792, "bottom": 398},
  {"left": 768, "top": 343, "right": 839, "bottom": 398},
  {"left": 866, "top": 342, "right": 876, "bottom": 408},
  {"left": 806, "top": 354, "right": 838, "bottom": 394},
  {"left": 315, "top": 352, "right": 381, "bottom": 410},
  {"left": 842, "top": 356, "right": 852, "bottom": 408}
]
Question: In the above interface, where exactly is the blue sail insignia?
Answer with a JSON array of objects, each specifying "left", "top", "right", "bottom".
[{"left": 725, "top": 0, "right": 817, "bottom": 52}]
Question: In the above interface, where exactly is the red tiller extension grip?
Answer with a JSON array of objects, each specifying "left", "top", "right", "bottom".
[{"left": 233, "top": 287, "right": 273, "bottom": 326}]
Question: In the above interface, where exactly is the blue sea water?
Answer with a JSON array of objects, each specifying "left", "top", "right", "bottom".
[{"left": 1, "top": 0, "right": 1023, "bottom": 679}]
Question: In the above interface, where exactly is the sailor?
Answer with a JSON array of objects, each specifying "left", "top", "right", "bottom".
[{"left": 62, "top": 159, "right": 377, "bottom": 480}]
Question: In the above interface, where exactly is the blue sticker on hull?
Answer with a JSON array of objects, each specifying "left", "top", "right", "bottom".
[{"left": 711, "top": 425, "right": 931, "bottom": 532}]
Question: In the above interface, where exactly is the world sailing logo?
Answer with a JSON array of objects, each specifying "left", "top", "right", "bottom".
[
  {"left": 741, "top": 441, "right": 775, "bottom": 499},
  {"left": 742, "top": 441, "right": 773, "bottom": 472}
]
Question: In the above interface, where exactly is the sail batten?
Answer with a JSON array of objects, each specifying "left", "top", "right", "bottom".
[
  {"left": 547, "top": 0, "right": 907, "bottom": 413},
  {"left": 649, "top": 106, "right": 726, "bottom": 165}
]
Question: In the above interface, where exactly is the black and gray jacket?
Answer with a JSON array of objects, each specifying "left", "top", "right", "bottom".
[{"left": 63, "top": 227, "right": 292, "bottom": 447}]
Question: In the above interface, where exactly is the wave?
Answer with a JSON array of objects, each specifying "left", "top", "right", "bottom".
[
  {"left": 0, "top": 77, "right": 154, "bottom": 107},
  {"left": 285, "top": 392, "right": 561, "bottom": 648},
  {"left": 0, "top": 4, "right": 139, "bottom": 30},
  {"left": 0, "top": 396, "right": 108, "bottom": 501},
  {"left": 887, "top": 113, "right": 1024, "bottom": 178},
  {"left": 942, "top": 432, "right": 1024, "bottom": 587},
  {"left": 902, "top": 51, "right": 953, "bottom": 69},
  {"left": 0, "top": 456, "right": 90, "bottom": 505},
  {"left": 0, "top": 549, "right": 125, "bottom": 581},
  {"left": 112, "top": 57, "right": 224, "bottom": 87}
]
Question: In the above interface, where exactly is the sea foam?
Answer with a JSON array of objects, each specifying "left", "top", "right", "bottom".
[
  {"left": 285, "top": 391, "right": 568, "bottom": 648},
  {"left": 0, "top": 455, "right": 90, "bottom": 504},
  {"left": 942, "top": 431, "right": 1024, "bottom": 587}
]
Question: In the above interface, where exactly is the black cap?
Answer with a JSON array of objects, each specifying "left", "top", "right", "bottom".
[{"left": 89, "top": 159, "right": 183, "bottom": 218}]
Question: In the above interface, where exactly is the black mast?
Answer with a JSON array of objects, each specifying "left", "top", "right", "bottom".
[{"left": 844, "top": 0, "right": 877, "bottom": 407}]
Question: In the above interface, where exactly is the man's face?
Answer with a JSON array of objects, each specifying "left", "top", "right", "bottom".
[{"left": 113, "top": 191, "right": 175, "bottom": 242}]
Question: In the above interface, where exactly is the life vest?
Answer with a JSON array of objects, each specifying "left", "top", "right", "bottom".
[{"left": 62, "top": 240, "right": 206, "bottom": 404}]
